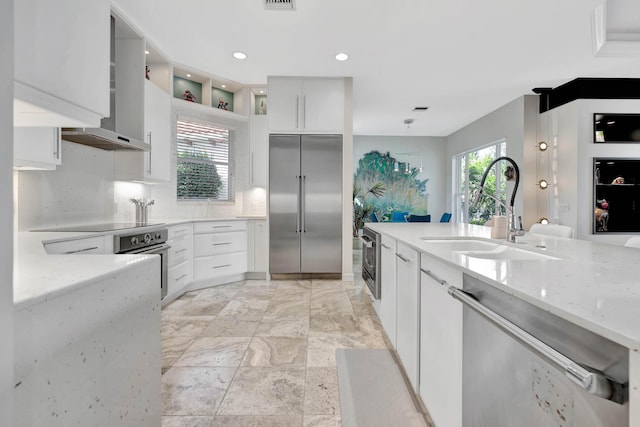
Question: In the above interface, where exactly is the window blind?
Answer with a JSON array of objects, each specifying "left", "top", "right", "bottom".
[{"left": 176, "top": 118, "right": 232, "bottom": 200}]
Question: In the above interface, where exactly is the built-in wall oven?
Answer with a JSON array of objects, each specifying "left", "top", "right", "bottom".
[
  {"left": 361, "top": 227, "right": 380, "bottom": 300},
  {"left": 114, "top": 229, "right": 170, "bottom": 300}
]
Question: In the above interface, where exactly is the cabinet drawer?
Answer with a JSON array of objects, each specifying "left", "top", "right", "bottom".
[
  {"left": 194, "top": 232, "right": 247, "bottom": 256},
  {"left": 168, "top": 260, "right": 192, "bottom": 296},
  {"left": 193, "top": 221, "right": 247, "bottom": 234},
  {"left": 44, "top": 236, "right": 107, "bottom": 255},
  {"left": 168, "top": 235, "right": 193, "bottom": 268},
  {"left": 420, "top": 253, "right": 463, "bottom": 290},
  {"left": 193, "top": 252, "right": 247, "bottom": 281},
  {"left": 168, "top": 223, "right": 193, "bottom": 240}
]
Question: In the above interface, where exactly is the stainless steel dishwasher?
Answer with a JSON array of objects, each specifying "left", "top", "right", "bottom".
[{"left": 450, "top": 274, "right": 628, "bottom": 427}]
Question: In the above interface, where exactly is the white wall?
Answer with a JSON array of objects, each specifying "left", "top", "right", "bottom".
[
  {"left": 354, "top": 135, "right": 447, "bottom": 218},
  {"left": 445, "top": 95, "right": 538, "bottom": 227},
  {"left": 1, "top": 0, "right": 14, "bottom": 424},
  {"left": 544, "top": 98, "right": 640, "bottom": 244}
]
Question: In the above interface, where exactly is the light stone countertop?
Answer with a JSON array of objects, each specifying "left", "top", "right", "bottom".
[
  {"left": 365, "top": 222, "right": 640, "bottom": 350},
  {"left": 14, "top": 217, "right": 255, "bottom": 310}
]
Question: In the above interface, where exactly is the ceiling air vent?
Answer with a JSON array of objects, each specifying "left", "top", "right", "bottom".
[
  {"left": 413, "top": 107, "right": 429, "bottom": 111},
  {"left": 264, "top": 0, "right": 295, "bottom": 10}
]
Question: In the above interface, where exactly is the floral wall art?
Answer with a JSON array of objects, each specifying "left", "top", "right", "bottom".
[{"left": 353, "top": 150, "right": 429, "bottom": 233}]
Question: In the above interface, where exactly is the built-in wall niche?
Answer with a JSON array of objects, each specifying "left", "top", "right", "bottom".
[
  {"left": 594, "top": 158, "right": 640, "bottom": 233},
  {"left": 594, "top": 113, "right": 640, "bottom": 143},
  {"left": 252, "top": 88, "right": 267, "bottom": 115},
  {"left": 144, "top": 44, "right": 171, "bottom": 94},
  {"left": 212, "top": 87, "right": 234, "bottom": 112},
  {"left": 173, "top": 68, "right": 209, "bottom": 105}
]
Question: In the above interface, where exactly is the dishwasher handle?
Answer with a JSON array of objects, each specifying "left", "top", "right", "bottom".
[
  {"left": 448, "top": 285, "right": 624, "bottom": 404},
  {"left": 359, "top": 235, "right": 374, "bottom": 248}
]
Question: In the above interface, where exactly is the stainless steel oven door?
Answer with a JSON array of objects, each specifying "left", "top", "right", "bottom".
[{"left": 126, "top": 243, "right": 170, "bottom": 300}]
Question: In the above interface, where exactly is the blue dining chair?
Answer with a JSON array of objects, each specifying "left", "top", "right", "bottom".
[
  {"left": 391, "top": 211, "right": 409, "bottom": 222},
  {"left": 439, "top": 212, "right": 452, "bottom": 223},
  {"left": 407, "top": 214, "right": 431, "bottom": 222}
]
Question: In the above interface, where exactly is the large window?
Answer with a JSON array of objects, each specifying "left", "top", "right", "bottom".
[
  {"left": 454, "top": 140, "right": 506, "bottom": 225},
  {"left": 176, "top": 117, "right": 233, "bottom": 201}
]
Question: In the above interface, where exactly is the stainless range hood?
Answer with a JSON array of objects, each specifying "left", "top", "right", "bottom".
[
  {"left": 61, "top": 127, "right": 149, "bottom": 151},
  {"left": 61, "top": 14, "right": 149, "bottom": 152}
]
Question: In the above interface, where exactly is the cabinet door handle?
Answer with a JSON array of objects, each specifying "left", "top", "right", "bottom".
[
  {"left": 381, "top": 243, "right": 390, "bottom": 249},
  {"left": 213, "top": 242, "right": 231, "bottom": 246},
  {"left": 213, "top": 225, "right": 232, "bottom": 229},
  {"left": 175, "top": 248, "right": 188, "bottom": 254},
  {"left": 420, "top": 268, "right": 447, "bottom": 286},
  {"left": 64, "top": 246, "right": 99, "bottom": 254},
  {"left": 295, "top": 96, "right": 300, "bottom": 130},
  {"left": 175, "top": 273, "right": 188, "bottom": 281},
  {"left": 250, "top": 152, "right": 254, "bottom": 185},
  {"left": 213, "top": 264, "right": 232, "bottom": 269},
  {"left": 54, "top": 128, "right": 61, "bottom": 160},
  {"left": 302, "top": 95, "right": 306, "bottom": 129},
  {"left": 395, "top": 253, "right": 410, "bottom": 263},
  {"left": 147, "top": 131, "right": 152, "bottom": 174}
]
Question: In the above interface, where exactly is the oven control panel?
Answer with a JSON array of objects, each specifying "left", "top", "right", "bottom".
[{"left": 114, "top": 229, "right": 168, "bottom": 253}]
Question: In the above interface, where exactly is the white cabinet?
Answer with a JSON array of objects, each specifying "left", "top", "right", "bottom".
[
  {"left": 44, "top": 236, "right": 109, "bottom": 255},
  {"left": 379, "top": 234, "right": 397, "bottom": 347},
  {"left": 249, "top": 115, "right": 268, "bottom": 187},
  {"left": 395, "top": 242, "right": 420, "bottom": 392},
  {"left": 14, "top": 0, "right": 110, "bottom": 127},
  {"left": 193, "top": 221, "right": 247, "bottom": 284},
  {"left": 247, "top": 219, "right": 267, "bottom": 273},
  {"left": 114, "top": 80, "right": 171, "bottom": 182},
  {"left": 13, "top": 127, "right": 61, "bottom": 170},
  {"left": 267, "top": 77, "right": 344, "bottom": 133},
  {"left": 419, "top": 253, "right": 463, "bottom": 427},
  {"left": 143, "top": 80, "right": 171, "bottom": 182},
  {"left": 167, "top": 223, "right": 193, "bottom": 299}
]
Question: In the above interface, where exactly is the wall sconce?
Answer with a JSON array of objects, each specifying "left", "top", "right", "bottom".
[
  {"left": 538, "top": 217, "right": 549, "bottom": 224},
  {"left": 537, "top": 179, "right": 549, "bottom": 189},
  {"left": 537, "top": 141, "right": 548, "bottom": 151}
]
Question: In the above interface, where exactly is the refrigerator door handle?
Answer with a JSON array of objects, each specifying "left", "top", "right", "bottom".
[
  {"left": 302, "top": 175, "right": 306, "bottom": 232},
  {"left": 296, "top": 175, "right": 301, "bottom": 232}
]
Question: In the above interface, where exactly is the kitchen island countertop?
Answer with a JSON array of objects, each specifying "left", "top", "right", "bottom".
[{"left": 365, "top": 222, "right": 640, "bottom": 350}]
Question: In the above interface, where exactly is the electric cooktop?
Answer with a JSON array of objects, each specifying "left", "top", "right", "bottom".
[{"left": 34, "top": 223, "right": 164, "bottom": 233}]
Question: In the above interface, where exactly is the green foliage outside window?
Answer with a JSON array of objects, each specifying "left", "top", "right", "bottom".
[
  {"left": 465, "top": 152, "right": 506, "bottom": 225},
  {"left": 177, "top": 151, "right": 223, "bottom": 199}
]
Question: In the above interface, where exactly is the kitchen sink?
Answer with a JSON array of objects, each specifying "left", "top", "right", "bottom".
[
  {"left": 419, "top": 237, "right": 504, "bottom": 252},
  {"left": 458, "top": 246, "right": 561, "bottom": 261},
  {"left": 420, "top": 237, "right": 561, "bottom": 261}
]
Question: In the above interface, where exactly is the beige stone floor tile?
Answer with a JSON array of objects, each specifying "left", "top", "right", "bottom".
[
  {"left": 309, "top": 315, "right": 361, "bottom": 337},
  {"left": 217, "top": 367, "right": 306, "bottom": 416},
  {"left": 232, "top": 288, "right": 276, "bottom": 302},
  {"left": 264, "top": 298, "right": 310, "bottom": 316},
  {"left": 310, "top": 299, "right": 355, "bottom": 316},
  {"left": 211, "top": 415, "right": 303, "bottom": 426},
  {"left": 306, "top": 335, "right": 368, "bottom": 367},
  {"left": 161, "top": 316, "right": 216, "bottom": 339},
  {"left": 256, "top": 316, "right": 309, "bottom": 338},
  {"left": 161, "top": 366, "right": 236, "bottom": 416},
  {"left": 162, "top": 335, "right": 196, "bottom": 371},
  {"left": 200, "top": 316, "right": 262, "bottom": 337},
  {"left": 172, "top": 299, "right": 231, "bottom": 316},
  {"left": 174, "top": 337, "right": 252, "bottom": 367},
  {"left": 161, "top": 415, "right": 215, "bottom": 427},
  {"left": 304, "top": 367, "right": 341, "bottom": 415},
  {"left": 218, "top": 300, "right": 269, "bottom": 316},
  {"left": 275, "top": 280, "right": 312, "bottom": 291},
  {"left": 241, "top": 337, "right": 307, "bottom": 367},
  {"left": 303, "top": 415, "right": 342, "bottom": 427}
]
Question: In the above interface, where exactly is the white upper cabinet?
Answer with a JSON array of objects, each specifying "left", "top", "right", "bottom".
[
  {"left": 13, "top": 127, "right": 61, "bottom": 170},
  {"left": 14, "top": 0, "right": 110, "bottom": 127},
  {"left": 249, "top": 114, "right": 268, "bottom": 187},
  {"left": 143, "top": 80, "right": 171, "bottom": 182},
  {"left": 268, "top": 77, "right": 344, "bottom": 133}
]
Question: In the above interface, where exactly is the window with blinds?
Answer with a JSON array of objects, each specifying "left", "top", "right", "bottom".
[{"left": 176, "top": 118, "right": 233, "bottom": 201}]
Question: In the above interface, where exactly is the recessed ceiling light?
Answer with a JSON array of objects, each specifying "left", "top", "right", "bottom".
[
  {"left": 145, "top": 50, "right": 150, "bottom": 55},
  {"left": 186, "top": 73, "right": 191, "bottom": 78},
  {"left": 260, "top": 90, "right": 264, "bottom": 94},
  {"left": 221, "top": 84, "right": 226, "bottom": 88},
  {"left": 233, "top": 51, "right": 247, "bottom": 60},
  {"left": 335, "top": 53, "right": 349, "bottom": 61}
]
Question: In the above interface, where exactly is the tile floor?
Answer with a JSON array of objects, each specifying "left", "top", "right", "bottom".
[{"left": 160, "top": 251, "right": 393, "bottom": 426}]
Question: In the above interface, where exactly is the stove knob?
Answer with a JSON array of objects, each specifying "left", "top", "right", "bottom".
[
  {"left": 130, "top": 236, "right": 139, "bottom": 246},
  {"left": 155, "top": 232, "right": 162, "bottom": 240},
  {"left": 144, "top": 233, "right": 151, "bottom": 244}
]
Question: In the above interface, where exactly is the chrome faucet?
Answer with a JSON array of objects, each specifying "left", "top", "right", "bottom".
[{"left": 471, "top": 156, "right": 525, "bottom": 242}]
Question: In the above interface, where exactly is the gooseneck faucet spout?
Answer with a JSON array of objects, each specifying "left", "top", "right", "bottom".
[{"left": 472, "top": 156, "right": 524, "bottom": 242}]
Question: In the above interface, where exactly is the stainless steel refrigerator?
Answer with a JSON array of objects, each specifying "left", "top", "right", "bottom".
[{"left": 269, "top": 134, "right": 342, "bottom": 274}]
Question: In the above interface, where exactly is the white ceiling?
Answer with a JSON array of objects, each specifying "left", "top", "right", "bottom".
[{"left": 113, "top": 0, "right": 640, "bottom": 137}]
